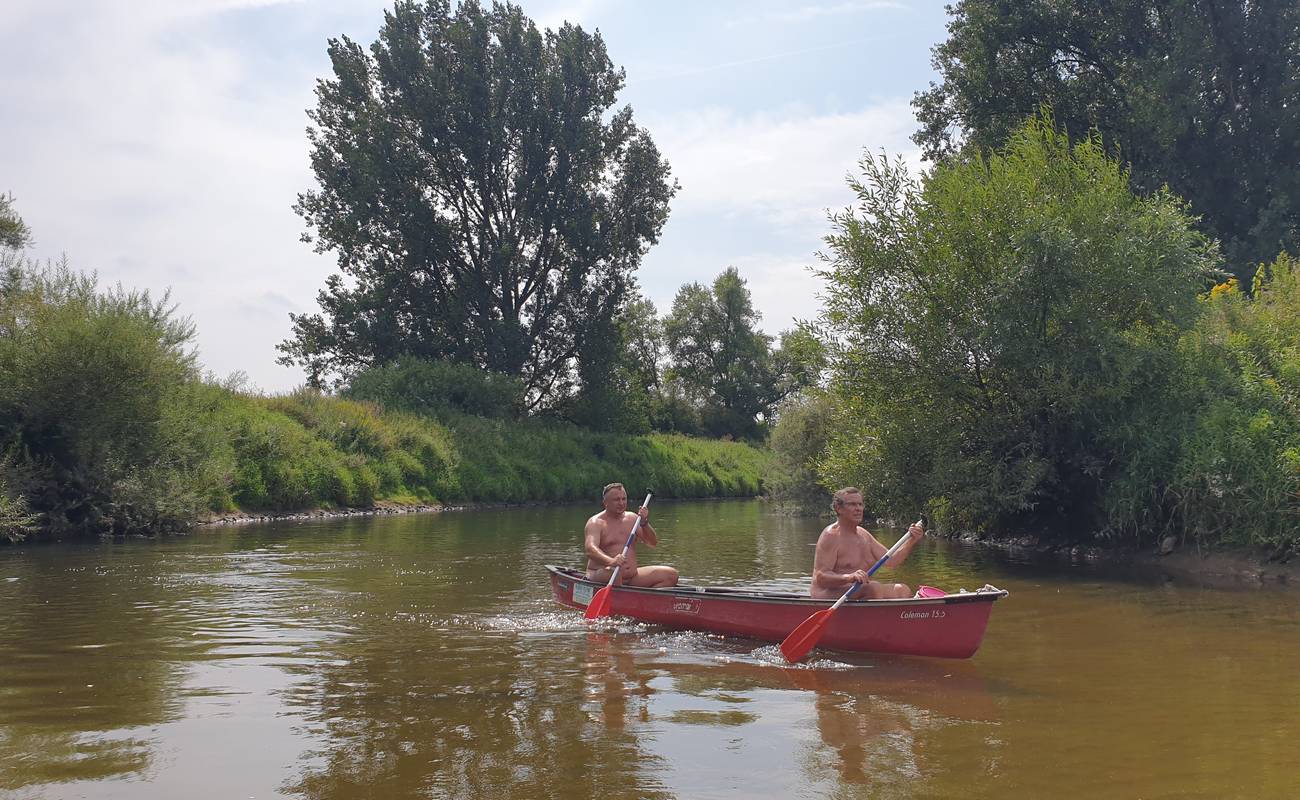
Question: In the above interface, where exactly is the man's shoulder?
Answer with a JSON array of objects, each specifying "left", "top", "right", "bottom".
[
  {"left": 817, "top": 523, "right": 846, "bottom": 541},
  {"left": 856, "top": 527, "right": 883, "bottom": 546}
]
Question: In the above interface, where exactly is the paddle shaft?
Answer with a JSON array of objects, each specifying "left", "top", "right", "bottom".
[
  {"left": 827, "top": 519, "right": 922, "bottom": 611},
  {"left": 601, "top": 493, "right": 653, "bottom": 590}
]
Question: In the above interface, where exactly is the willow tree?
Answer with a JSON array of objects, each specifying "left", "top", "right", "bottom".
[
  {"left": 819, "top": 117, "right": 1221, "bottom": 538},
  {"left": 281, "top": 0, "right": 677, "bottom": 409}
]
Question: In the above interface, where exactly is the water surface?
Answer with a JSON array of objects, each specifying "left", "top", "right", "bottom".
[{"left": 2, "top": 500, "right": 1297, "bottom": 798}]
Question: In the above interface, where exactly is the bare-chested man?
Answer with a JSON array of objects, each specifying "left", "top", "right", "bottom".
[
  {"left": 810, "top": 487, "right": 924, "bottom": 600},
  {"left": 584, "top": 483, "right": 679, "bottom": 588}
]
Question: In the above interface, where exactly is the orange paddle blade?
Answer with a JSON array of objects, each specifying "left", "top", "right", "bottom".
[
  {"left": 779, "top": 607, "right": 835, "bottom": 663},
  {"left": 584, "top": 584, "right": 614, "bottom": 620}
]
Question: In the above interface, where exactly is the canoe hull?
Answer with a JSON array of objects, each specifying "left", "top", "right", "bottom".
[{"left": 547, "top": 566, "right": 1006, "bottom": 659}]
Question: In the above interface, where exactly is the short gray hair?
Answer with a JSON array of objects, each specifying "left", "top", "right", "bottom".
[
  {"left": 831, "top": 487, "right": 862, "bottom": 511},
  {"left": 602, "top": 482, "right": 626, "bottom": 500}
]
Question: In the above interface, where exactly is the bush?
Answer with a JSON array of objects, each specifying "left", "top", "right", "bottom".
[
  {"left": 1156, "top": 256, "right": 1300, "bottom": 554},
  {"left": 818, "top": 115, "right": 1220, "bottom": 538},
  {"left": 764, "top": 392, "right": 836, "bottom": 514},
  {"left": 0, "top": 263, "right": 223, "bottom": 538},
  {"left": 208, "top": 386, "right": 462, "bottom": 512},
  {"left": 0, "top": 463, "right": 36, "bottom": 543},
  {"left": 344, "top": 357, "right": 524, "bottom": 419}
]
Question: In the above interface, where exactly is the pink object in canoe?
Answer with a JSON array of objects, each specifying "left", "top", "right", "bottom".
[{"left": 546, "top": 565, "right": 1008, "bottom": 659}]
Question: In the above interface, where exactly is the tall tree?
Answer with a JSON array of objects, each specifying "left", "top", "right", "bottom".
[
  {"left": 565, "top": 295, "right": 664, "bottom": 433},
  {"left": 664, "top": 267, "right": 818, "bottom": 439},
  {"left": 280, "top": 0, "right": 677, "bottom": 409},
  {"left": 913, "top": 0, "right": 1300, "bottom": 282}
]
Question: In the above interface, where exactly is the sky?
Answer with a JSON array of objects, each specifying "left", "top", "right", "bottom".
[{"left": 0, "top": 0, "right": 950, "bottom": 392}]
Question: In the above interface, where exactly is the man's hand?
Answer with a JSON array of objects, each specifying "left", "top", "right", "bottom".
[
  {"left": 609, "top": 552, "right": 627, "bottom": 568},
  {"left": 848, "top": 569, "right": 870, "bottom": 585},
  {"left": 637, "top": 506, "right": 649, "bottom": 524},
  {"left": 907, "top": 520, "right": 925, "bottom": 541}
]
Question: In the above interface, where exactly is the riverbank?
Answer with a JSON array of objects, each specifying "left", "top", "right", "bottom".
[
  {"left": 199, "top": 494, "right": 763, "bottom": 527},
  {"left": 959, "top": 533, "right": 1300, "bottom": 589}
]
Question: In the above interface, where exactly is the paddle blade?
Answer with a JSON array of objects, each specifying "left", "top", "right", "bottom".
[
  {"left": 584, "top": 584, "right": 614, "bottom": 620},
  {"left": 779, "top": 608, "right": 835, "bottom": 663}
]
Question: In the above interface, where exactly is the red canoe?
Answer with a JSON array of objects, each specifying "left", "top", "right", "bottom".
[{"left": 546, "top": 565, "right": 1008, "bottom": 659}]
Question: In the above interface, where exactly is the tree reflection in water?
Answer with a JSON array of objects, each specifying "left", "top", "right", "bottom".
[{"left": 278, "top": 624, "right": 674, "bottom": 800}]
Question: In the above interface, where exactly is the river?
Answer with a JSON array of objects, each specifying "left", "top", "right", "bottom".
[{"left": 2, "top": 500, "right": 1297, "bottom": 799}]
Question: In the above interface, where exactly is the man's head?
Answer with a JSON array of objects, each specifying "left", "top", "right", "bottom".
[
  {"left": 602, "top": 482, "right": 627, "bottom": 512},
  {"left": 831, "top": 487, "right": 865, "bottom": 521}
]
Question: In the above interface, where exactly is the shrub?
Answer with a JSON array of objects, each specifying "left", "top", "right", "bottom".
[
  {"left": 344, "top": 357, "right": 524, "bottom": 419},
  {"left": 0, "top": 463, "right": 37, "bottom": 543},
  {"left": 764, "top": 392, "right": 836, "bottom": 514},
  {"left": 0, "top": 263, "right": 224, "bottom": 538},
  {"left": 818, "top": 115, "right": 1220, "bottom": 538}
]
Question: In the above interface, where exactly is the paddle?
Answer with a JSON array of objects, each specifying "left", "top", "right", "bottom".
[
  {"left": 779, "top": 519, "right": 923, "bottom": 663},
  {"left": 584, "top": 493, "right": 653, "bottom": 621}
]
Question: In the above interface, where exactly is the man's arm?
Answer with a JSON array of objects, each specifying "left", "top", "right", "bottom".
[
  {"left": 633, "top": 506, "right": 657, "bottom": 547},
  {"left": 865, "top": 522, "right": 925, "bottom": 569}
]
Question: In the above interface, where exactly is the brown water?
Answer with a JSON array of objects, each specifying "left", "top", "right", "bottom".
[{"left": 1, "top": 500, "right": 1298, "bottom": 799}]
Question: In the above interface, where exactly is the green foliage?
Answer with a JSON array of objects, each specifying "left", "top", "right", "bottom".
[
  {"left": 344, "top": 356, "right": 524, "bottom": 419},
  {"left": 1154, "top": 255, "right": 1300, "bottom": 554},
  {"left": 0, "top": 262, "right": 223, "bottom": 538},
  {"left": 211, "top": 384, "right": 763, "bottom": 513},
  {"left": 0, "top": 463, "right": 37, "bottom": 543},
  {"left": 210, "top": 388, "right": 459, "bottom": 511},
  {"left": 562, "top": 296, "right": 670, "bottom": 434},
  {"left": 0, "top": 193, "right": 33, "bottom": 251},
  {"left": 763, "top": 392, "right": 836, "bottom": 515},
  {"left": 913, "top": 0, "right": 1300, "bottom": 282},
  {"left": 819, "top": 116, "right": 1219, "bottom": 538},
  {"left": 441, "top": 411, "right": 766, "bottom": 504},
  {"left": 280, "top": 0, "right": 677, "bottom": 410},
  {"left": 664, "top": 267, "right": 819, "bottom": 440}
]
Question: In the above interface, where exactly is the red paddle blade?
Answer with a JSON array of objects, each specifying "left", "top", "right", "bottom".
[
  {"left": 584, "top": 585, "right": 613, "bottom": 620},
  {"left": 779, "top": 608, "right": 835, "bottom": 663}
]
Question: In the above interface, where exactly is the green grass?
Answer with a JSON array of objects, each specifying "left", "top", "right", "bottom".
[{"left": 209, "top": 391, "right": 766, "bottom": 513}]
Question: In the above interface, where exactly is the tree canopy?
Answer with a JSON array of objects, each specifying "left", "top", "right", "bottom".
[
  {"left": 913, "top": 0, "right": 1300, "bottom": 282},
  {"left": 664, "top": 267, "right": 821, "bottom": 440},
  {"left": 0, "top": 193, "right": 32, "bottom": 251},
  {"left": 819, "top": 117, "right": 1220, "bottom": 535},
  {"left": 280, "top": 0, "right": 676, "bottom": 409}
]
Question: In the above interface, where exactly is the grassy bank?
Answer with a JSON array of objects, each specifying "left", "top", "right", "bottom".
[
  {"left": 0, "top": 263, "right": 766, "bottom": 542},
  {"left": 210, "top": 389, "right": 766, "bottom": 515}
]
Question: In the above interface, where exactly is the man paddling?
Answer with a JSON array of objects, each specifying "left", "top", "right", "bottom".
[
  {"left": 810, "top": 487, "right": 924, "bottom": 599},
  {"left": 584, "top": 483, "right": 678, "bottom": 588}
]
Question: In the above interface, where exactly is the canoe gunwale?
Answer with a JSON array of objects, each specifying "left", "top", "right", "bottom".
[{"left": 544, "top": 564, "right": 1009, "bottom": 608}]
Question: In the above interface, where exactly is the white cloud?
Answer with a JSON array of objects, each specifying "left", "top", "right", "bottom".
[
  {"left": 2, "top": 2, "right": 391, "bottom": 390},
  {"left": 3, "top": 2, "right": 938, "bottom": 391},
  {"left": 636, "top": 101, "right": 923, "bottom": 337},
  {"left": 649, "top": 101, "right": 923, "bottom": 233}
]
